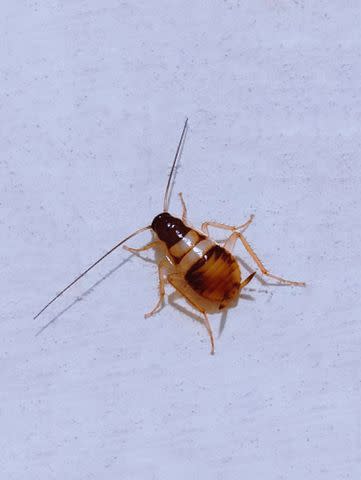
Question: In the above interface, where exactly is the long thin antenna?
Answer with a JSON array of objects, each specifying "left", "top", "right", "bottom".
[
  {"left": 163, "top": 117, "right": 188, "bottom": 212},
  {"left": 33, "top": 225, "right": 151, "bottom": 319}
]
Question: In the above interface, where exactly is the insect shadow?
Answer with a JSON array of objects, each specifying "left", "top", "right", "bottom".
[
  {"left": 126, "top": 248, "right": 278, "bottom": 339},
  {"left": 36, "top": 231, "right": 290, "bottom": 340}
]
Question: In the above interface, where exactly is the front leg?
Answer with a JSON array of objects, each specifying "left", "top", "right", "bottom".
[
  {"left": 123, "top": 241, "right": 160, "bottom": 254},
  {"left": 144, "top": 259, "right": 169, "bottom": 318},
  {"left": 201, "top": 215, "right": 254, "bottom": 237},
  {"left": 178, "top": 192, "right": 188, "bottom": 224}
]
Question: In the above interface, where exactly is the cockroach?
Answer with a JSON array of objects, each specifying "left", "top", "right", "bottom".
[{"left": 34, "top": 119, "right": 305, "bottom": 354}]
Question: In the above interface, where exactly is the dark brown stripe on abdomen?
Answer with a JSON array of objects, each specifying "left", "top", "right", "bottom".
[{"left": 185, "top": 245, "right": 240, "bottom": 303}]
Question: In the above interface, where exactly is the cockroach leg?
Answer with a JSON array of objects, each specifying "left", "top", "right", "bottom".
[
  {"left": 178, "top": 192, "right": 188, "bottom": 224},
  {"left": 202, "top": 311, "right": 215, "bottom": 355},
  {"left": 144, "top": 260, "right": 169, "bottom": 318},
  {"left": 236, "top": 214, "right": 254, "bottom": 231},
  {"left": 123, "top": 241, "right": 160, "bottom": 254},
  {"left": 201, "top": 215, "right": 254, "bottom": 237},
  {"left": 225, "top": 231, "right": 306, "bottom": 286},
  {"left": 223, "top": 232, "right": 240, "bottom": 252},
  {"left": 168, "top": 273, "right": 215, "bottom": 354}
]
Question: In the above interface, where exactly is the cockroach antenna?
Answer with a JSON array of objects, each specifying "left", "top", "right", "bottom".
[
  {"left": 163, "top": 117, "right": 188, "bottom": 212},
  {"left": 33, "top": 225, "right": 151, "bottom": 319}
]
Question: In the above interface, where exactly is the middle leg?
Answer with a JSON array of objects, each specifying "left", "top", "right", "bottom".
[
  {"left": 144, "top": 259, "right": 169, "bottom": 318},
  {"left": 168, "top": 273, "right": 215, "bottom": 354}
]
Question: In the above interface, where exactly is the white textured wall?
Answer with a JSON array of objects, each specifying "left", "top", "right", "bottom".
[{"left": 1, "top": 1, "right": 360, "bottom": 479}]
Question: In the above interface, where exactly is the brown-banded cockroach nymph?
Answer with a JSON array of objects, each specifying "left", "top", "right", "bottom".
[{"left": 34, "top": 119, "right": 305, "bottom": 354}]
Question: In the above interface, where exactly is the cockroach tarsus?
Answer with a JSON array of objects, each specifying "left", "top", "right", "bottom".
[{"left": 34, "top": 118, "right": 306, "bottom": 354}]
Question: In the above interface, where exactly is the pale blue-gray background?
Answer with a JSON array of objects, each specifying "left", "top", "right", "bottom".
[{"left": 1, "top": 1, "right": 360, "bottom": 479}]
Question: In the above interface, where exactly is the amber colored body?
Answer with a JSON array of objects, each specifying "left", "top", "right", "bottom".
[
  {"left": 126, "top": 196, "right": 304, "bottom": 354},
  {"left": 152, "top": 212, "right": 241, "bottom": 313}
]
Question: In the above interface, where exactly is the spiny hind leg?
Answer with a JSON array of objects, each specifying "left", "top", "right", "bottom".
[
  {"left": 201, "top": 215, "right": 254, "bottom": 237},
  {"left": 178, "top": 192, "right": 188, "bottom": 223},
  {"left": 225, "top": 231, "right": 306, "bottom": 286},
  {"left": 123, "top": 241, "right": 160, "bottom": 254},
  {"left": 144, "top": 260, "right": 169, "bottom": 318},
  {"left": 168, "top": 274, "right": 215, "bottom": 355}
]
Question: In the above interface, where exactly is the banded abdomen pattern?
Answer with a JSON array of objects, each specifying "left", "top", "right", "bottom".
[
  {"left": 184, "top": 244, "right": 240, "bottom": 305},
  {"left": 152, "top": 213, "right": 241, "bottom": 306}
]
